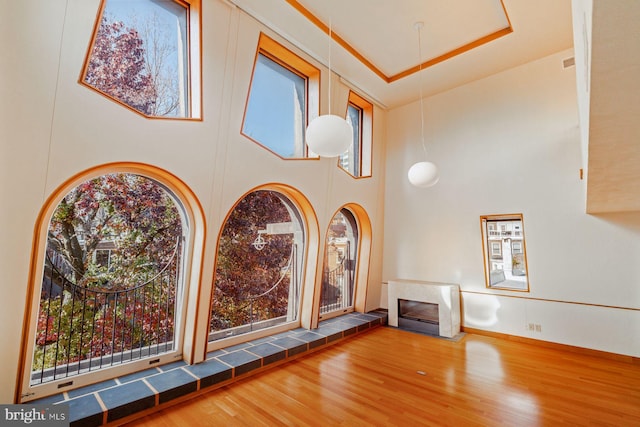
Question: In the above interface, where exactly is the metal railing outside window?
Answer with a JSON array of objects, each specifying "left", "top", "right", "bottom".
[{"left": 32, "top": 238, "right": 181, "bottom": 385}]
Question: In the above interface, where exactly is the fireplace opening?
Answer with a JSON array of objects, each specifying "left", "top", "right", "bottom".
[{"left": 397, "top": 299, "right": 439, "bottom": 335}]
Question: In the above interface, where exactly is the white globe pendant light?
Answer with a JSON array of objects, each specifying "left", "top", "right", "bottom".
[
  {"left": 306, "top": 114, "right": 352, "bottom": 157},
  {"left": 408, "top": 22, "right": 439, "bottom": 188},
  {"left": 408, "top": 161, "right": 439, "bottom": 187},
  {"left": 306, "top": 19, "right": 352, "bottom": 158}
]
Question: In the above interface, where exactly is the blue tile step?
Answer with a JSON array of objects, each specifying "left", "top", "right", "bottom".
[{"left": 30, "top": 311, "right": 387, "bottom": 426}]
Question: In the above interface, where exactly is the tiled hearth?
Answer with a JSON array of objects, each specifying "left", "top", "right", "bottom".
[{"left": 31, "top": 311, "right": 387, "bottom": 426}]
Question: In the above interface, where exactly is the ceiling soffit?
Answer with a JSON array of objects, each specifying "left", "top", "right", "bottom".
[{"left": 285, "top": 0, "right": 511, "bottom": 83}]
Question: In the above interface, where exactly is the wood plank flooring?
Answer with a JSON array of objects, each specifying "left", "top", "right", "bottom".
[{"left": 125, "top": 327, "right": 640, "bottom": 426}]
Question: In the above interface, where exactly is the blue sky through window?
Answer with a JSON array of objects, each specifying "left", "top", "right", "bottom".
[{"left": 243, "top": 54, "right": 306, "bottom": 158}]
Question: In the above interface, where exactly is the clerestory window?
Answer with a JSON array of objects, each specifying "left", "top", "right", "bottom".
[
  {"left": 340, "top": 91, "right": 373, "bottom": 177},
  {"left": 242, "top": 33, "right": 320, "bottom": 159},
  {"left": 81, "top": 0, "right": 201, "bottom": 119}
]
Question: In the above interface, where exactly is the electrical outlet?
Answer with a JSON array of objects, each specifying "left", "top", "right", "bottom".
[{"left": 526, "top": 323, "right": 542, "bottom": 332}]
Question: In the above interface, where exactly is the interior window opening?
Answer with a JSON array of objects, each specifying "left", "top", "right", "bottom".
[{"left": 481, "top": 214, "right": 530, "bottom": 291}]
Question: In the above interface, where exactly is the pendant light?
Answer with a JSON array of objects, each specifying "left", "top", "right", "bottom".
[
  {"left": 306, "top": 19, "right": 352, "bottom": 158},
  {"left": 408, "top": 21, "right": 439, "bottom": 188}
]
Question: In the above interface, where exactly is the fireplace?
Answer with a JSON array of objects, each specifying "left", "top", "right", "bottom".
[
  {"left": 388, "top": 280, "right": 461, "bottom": 338},
  {"left": 398, "top": 299, "right": 439, "bottom": 335}
]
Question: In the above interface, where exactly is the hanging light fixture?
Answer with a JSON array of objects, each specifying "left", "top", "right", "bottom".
[
  {"left": 306, "top": 19, "right": 352, "bottom": 158},
  {"left": 408, "top": 21, "right": 439, "bottom": 188}
]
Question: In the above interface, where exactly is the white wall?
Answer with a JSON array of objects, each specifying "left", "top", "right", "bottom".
[
  {"left": 383, "top": 49, "right": 640, "bottom": 357},
  {"left": 0, "top": 0, "right": 386, "bottom": 403}
]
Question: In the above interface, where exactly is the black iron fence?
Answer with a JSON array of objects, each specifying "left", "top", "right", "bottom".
[
  {"left": 320, "top": 242, "right": 353, "bottom": 314},
  {"left": 32, "top": 238, "right": 181, "bottom": 385}
]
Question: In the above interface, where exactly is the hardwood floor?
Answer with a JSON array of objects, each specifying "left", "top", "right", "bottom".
[{"left": 126, "top": 327, "right": 640, "bottom": 426}]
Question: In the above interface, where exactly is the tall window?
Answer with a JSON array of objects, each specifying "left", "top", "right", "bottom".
[
  {"left": 342, "top": 104, "right": 362, "bottom": 176},
  {"left": 242, "top": 33, "right": 320, "bottom": 159},
  {"left": 320, "top": 209, "right": 359, "bottom": 319},
  {"left": 209, "top": 190, "right": 305, "bottom": 344},
  {"left": 23, "top": 173, "right": 188, "bottom": 400},
  {"left": 340, "top": 91, "right": 373, "bottom": 177},
  {"left": 481, "top": 214, "right": 530, "bottom": 291},
  {"left": 82, "top": 0, "right": 201, "bottom": 118}
]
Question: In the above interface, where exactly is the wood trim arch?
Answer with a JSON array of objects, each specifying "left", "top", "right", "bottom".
[
  {"left": 204, "top": 183, "right": 320, "bottom": 354},
  {"left": 311, "top": 203, "right": 373, "bottom": 328},
  {"left": 15, "top": 162, "right": 206, "bottom": 403}
]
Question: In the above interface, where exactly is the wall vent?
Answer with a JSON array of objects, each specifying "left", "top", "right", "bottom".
[{"left": 563, "top": 57, "right": 576, "bottom": 68}]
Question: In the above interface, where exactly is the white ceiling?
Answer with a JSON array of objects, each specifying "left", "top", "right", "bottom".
[{"left": 229, "top": 0, "right": 575, "bottom": 108}]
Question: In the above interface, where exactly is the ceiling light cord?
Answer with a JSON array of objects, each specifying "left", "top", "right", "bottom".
[
  {"left": 305, "top": 16, "right": 352, "bottom": 157},
  {"left": 328, "top": 19, "right": 332, "bottom": 115},
  {"left": 416, "top": 22, "right": 428, "bottom": 160},
  {"left": 407, "top": 21, "right": 439, "bottom": 188}
]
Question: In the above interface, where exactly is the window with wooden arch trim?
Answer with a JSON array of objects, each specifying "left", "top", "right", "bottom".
[
  {"left": 18, "top": 164, "right": 205, "bottom": 403},
  {"left": 208, "top": 189, "right": 307, "bottom": 346},
  {"left": 317, "top": 203, "right": 373, "bottom": 323}
]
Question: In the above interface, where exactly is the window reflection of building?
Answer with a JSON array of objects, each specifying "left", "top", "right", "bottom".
[{"left": 485, "top": 219, "right": 527, "bottom": 287}]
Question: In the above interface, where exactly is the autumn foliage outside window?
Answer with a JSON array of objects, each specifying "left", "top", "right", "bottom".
[
  {"left": 32, "top": 173, "right": 185, "bottom": 383},
  {"left": 210, "top": 191, "right": 304, "bottom": 340},
  {"left": 83, "top": 0, "right": 190, "bottom": 118}
]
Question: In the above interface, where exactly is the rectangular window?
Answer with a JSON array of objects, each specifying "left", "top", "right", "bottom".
[
  {"left": 512, "top": 241, "right": 523, "bottom": 254},
  {"left": 342, "top": 103, "right": 362, "bottom": 176},
  {"left": 481, "top": 214, "right": 530, "bottom": 291},
  {"left": 242, "top": 33, "right": 320, "bottom": 159},
  {"left": 490, "top": 242, "right": 502, "bottom": 258},
  {"left": 340, "top": 91, "right": 373, "bottom": 177},
  {"left": 95, "top": 249, "right": 111, "bottom": 269}
]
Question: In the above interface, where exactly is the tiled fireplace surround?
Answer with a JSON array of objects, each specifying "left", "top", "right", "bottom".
[{"left": 31, "top": 311, "right": 387, "bottom": 426}]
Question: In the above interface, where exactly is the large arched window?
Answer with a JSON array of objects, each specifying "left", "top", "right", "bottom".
[
  {"left": 209, "top": 190, "right": 306, "bottom": 345},
  {"left": 319, "top": 208, "right": 359, "bottom": 318},
  {"left": 19, "top": 167, "right": 201, "bottom": 402}
]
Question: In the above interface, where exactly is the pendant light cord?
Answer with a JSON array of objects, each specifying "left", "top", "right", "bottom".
[
  {"left": 416, "top": 22, "right": 428, "bottom": 159},
  {"left": 328, "top": 19, "right": 332, "bottom": 115}
]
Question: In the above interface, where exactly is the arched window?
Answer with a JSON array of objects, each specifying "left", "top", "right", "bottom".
[
  {"left": 319, "top": 208, "right": 359, "bottom": 318},
  {"left": 209, "top": 190, "right": 306, "bottom": 344},
  {"left": 19, "top": 169, "right": 198, "bottom": 402}
]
